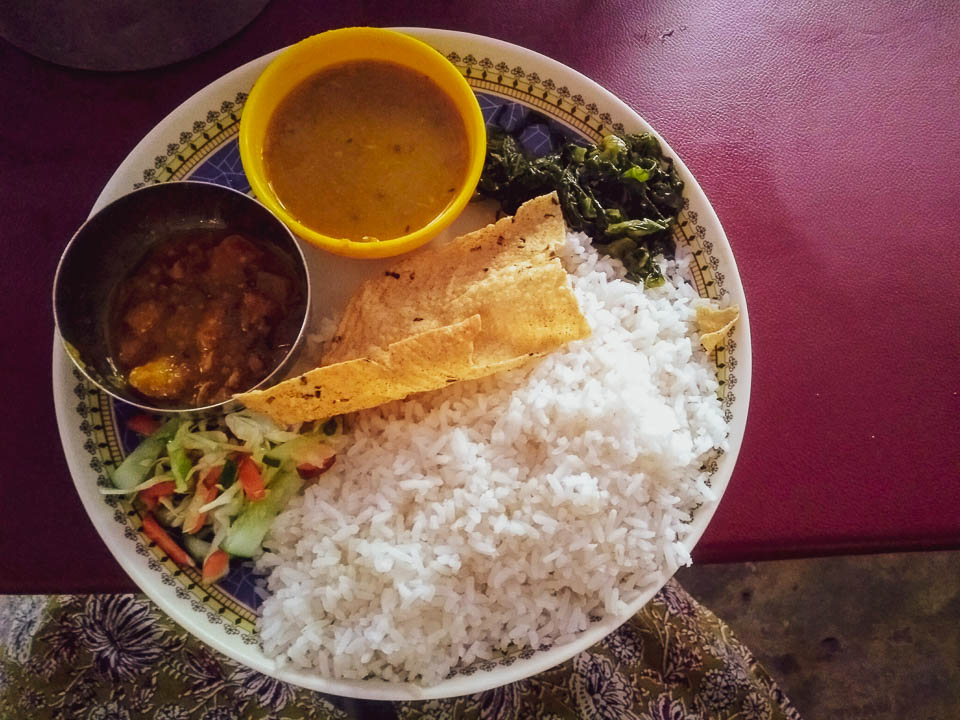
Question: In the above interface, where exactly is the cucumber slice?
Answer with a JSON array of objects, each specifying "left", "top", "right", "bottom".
[
  {"left": 111, "top": 417, "right": 179, "bottom": 490},
  {"left": 182, "top": 534, "right": 211, "bottom": 563},
  {"left": 221, "top": 470, "right": 302, "bottom": 558}
]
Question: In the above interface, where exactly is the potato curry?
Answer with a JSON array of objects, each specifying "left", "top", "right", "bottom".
[{"left": 108, "top": 232, "right": 302, "bottom": 406}]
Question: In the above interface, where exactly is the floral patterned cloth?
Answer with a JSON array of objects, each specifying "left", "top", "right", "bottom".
[{"left": 0, "top": 581, "right": 800, "bottom": 720}]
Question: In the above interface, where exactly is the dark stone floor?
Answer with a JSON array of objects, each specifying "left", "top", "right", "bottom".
[{"left": 676, "top": 551, "right": 960, "bottom": 719}]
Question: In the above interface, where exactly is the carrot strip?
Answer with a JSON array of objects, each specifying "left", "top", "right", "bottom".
[
  {"left": 204, "top": 465, "right": 223, "bottom": 487},
  {"left": 186, "top": 467, "right": 222, "bottom": 534},
  {"left": 139, "top": 480, "right": 176, "bottom": 500},
  {"left": 201, "top": 549, "right": 230, "bottom": 585},
  {"left": 141, "top": 513, "right": 195, "bottom": 568},
  {"left": 138, "top": 480, "right": 176, "bottom": 511},
  {"left": 238, "top": 456, "right": 266, "bottom": 501}
]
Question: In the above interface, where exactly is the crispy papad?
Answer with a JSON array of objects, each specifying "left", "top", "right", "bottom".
[
  {"left": 238, "top": 193, "right": 591, "bottom": 424},
  {"left": 237, "top": 316, "right": 483, "bottom": 424},
  {"left": 323, "top": 192, "right": 588, "bottom": 366}
]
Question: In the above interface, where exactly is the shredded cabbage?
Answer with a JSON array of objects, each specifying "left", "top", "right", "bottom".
[
  {"left": 225, "top": 411, "right": 299, "bottom": 448},
  {"left": 98, "top": 473, "right": 174, "bottom": 495},
  {"left": 198, "top": 482, "right": 241, "bottom": 513}
]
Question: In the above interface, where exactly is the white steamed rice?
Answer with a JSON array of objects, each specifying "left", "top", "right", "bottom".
[{"left": 255, "top": 232, "right": 727, "bottom": 684}]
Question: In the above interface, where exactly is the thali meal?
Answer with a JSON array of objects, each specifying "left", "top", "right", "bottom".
[
  {"left": 84, "top": 27, "right": 740, "bottom": 688},
  {"left": 264, "top": 60, "right": 471, "bottom": 242},
  {"left": 108, "top": 231, "right": 304, "bottom": 407}
]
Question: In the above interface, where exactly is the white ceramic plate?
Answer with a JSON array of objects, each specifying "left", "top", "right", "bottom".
[{"left": 53, "top": 28, "right": 751, "bottom": 700}]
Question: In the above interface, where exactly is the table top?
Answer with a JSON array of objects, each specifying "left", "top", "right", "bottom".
[{"left": 2, "top": 0, "right": 958, "bottom": 593}]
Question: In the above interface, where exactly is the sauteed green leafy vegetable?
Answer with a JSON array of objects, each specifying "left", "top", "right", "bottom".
[{"left": 478, "top": 129, "right": 685, "bottom": 287}]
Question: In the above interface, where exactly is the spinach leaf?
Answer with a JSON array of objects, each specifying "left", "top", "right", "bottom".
[{"left": 479, "top": 128, "right": 685, "bottom": 286}]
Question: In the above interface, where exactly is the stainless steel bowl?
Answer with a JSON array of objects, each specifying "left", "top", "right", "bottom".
[{"left": 53, "top": 181, "right": 311, "bottom": 414}]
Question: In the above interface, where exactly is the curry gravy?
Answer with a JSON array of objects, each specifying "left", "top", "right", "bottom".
[
  {"left": 263, "top": 60, "right": 470, "bottom": 241},
  {"left": 108, "top": 232, "right": 302, "bottom": 406}
]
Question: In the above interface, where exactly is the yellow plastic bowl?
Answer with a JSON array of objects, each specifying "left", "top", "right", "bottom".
[{"left": 239, "top": 28, "right": 487, "bottom": 259}]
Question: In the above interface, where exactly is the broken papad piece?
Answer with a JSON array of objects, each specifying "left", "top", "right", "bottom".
[
  {"left": 695, "top": 303, "right": 740, "bottom": 353},
  {"left": 236, "top": 316, "right": 483, "bottom": 425},
  {"left": 323, "top": 192, "right": 589, "bottom": 366}
]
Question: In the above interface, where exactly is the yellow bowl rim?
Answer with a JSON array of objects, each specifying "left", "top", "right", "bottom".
[{"left": 239, "top": 27, "right": 487, "bottom": 259}]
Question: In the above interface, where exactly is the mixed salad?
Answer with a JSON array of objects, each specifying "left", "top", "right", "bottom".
[{"left": 106, "top": 411, "right": 342, "bottom": 584}]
